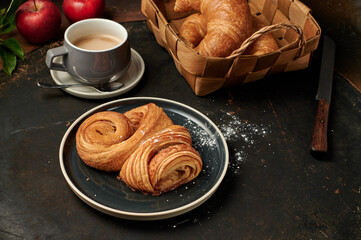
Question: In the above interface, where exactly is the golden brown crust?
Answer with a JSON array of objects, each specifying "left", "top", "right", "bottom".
[
  {"left": 149, "top": 144, "right": 202, "bottom": 194},
  {"left": 243, "top": 17, "right": 279, "bottom": 55},
  {"left": 174, "top": 0, "right": 202, "bottom": 12},
  {"left": 75, "top": 103, "right": 173, "bottom": 171},
  {"left": 76, "top": 103, "right": 203, "bottom": 195},
  {"left": 175, "top": 0, "right": 252, "bottom": 57},
  {"left": 179, "top": 13, "right": 207, "bottom": 48},
  {"left": 119, "top": 125, "right": 202, "bottom": 195}
]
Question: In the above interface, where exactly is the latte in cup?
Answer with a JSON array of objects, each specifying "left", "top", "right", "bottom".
[
  {"left": 45, "top": 18, "right": 131, "bottom": 84},
  {"left": 72, "top": 34, "right": 122, "bottom": 51}
]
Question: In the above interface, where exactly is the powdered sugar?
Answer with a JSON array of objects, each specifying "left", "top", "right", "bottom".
[
  {"left": 217, "top": 111, "right": 271, "bottom": 175},
  {"left": 219, "top": 112, "right": 269, "bottom": 142},
  {"left": 180, "top": 110, "right": 271, "bottom": 175},
  {"left": 182, "top": 119, "right": 218, "bottom": 151}
]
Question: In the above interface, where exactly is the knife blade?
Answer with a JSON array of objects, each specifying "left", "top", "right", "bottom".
[{"left": 310, "top": 35, "right": 336, "bottom": 154}]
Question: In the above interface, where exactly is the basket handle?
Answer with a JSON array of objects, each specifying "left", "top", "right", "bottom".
[{"left": 227, "top": 22, "right": 306, "bottom": 59}]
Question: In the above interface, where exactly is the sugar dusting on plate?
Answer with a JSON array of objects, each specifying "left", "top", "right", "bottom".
[
  {"left": 182, "top": 119, "right": 218, "bottom": 151},
  {"left": 182, "top": 118, "right": 219, "bottom": 183},
  {"left": 182, "top": 110, "right": 271, "bottom": 176}
]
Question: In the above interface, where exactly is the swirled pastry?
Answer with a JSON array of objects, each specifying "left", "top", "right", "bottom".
[
  {"left": 76, "top": 103, "right": 173, "bottom": 171},
  {"left": 119, "top": 125, "right": 202, "bottom": 195}
]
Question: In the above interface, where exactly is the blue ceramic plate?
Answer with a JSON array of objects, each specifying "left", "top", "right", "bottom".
[{"left": 59, "top": 97, "right": 228, "bottom": 220}]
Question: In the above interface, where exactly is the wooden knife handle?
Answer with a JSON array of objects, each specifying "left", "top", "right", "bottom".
[{"left": 310, "top": 99, "right": 330, "bottom": 153}]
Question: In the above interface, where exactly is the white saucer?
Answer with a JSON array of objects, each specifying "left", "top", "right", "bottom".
[{"left": 50, "top": 48, "right": 145, "bottom": 99}]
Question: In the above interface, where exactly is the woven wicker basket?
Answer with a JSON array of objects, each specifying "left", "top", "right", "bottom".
[{"left": 141, "top": 0, "right": 321, "bottom": 96}]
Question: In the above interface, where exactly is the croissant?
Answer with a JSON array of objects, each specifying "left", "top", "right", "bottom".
[
  {"left": 119, "top": 125, "right": 202, "bottom": 195},
  {"left": 76, "top": 103, "right": 173, "bottom": 171},
  {"left": 243, "top": 16, "right": 279, "bottom": 55},
  {"left": 175, "top": 0, "right": 252, "bottom": 57},
  {"left": 179, "top": 13, "right": 207, "bottom": 48}
]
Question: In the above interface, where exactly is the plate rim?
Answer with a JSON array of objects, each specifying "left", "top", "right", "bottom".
[
  {"left": 59, "top": 97, "right": 229, "bottom": 220},
  {"left": 51, "top": 48, "right": 145, "bottom": 99}
]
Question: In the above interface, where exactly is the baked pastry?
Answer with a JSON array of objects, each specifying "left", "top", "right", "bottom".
[
  {"left": 76, "top": 103, "right": 203, "bottom": 195},
  {"left": 179, "top": 13, "right": 207, "bottom": 48},
  {"left": 243, "top": 17, "right": 279, "bottom": 55},
  {"left": 76, "top": 103, "right": 173, "bottom": 171},
  {"left": 175, "top": 0, "right": 252, "bottom": 57},
  {"left": 119, "top": 125, "right": 202, "bottom": 195}
]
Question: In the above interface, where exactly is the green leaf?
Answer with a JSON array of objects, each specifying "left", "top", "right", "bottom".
[
  {"left": 2, "top": 37, "right": 23, "bottom": 59},
  {"left": 0, "top": 8, "right": 6, "bottom": 24},
  {"left": 0, "top": 0, "right": 22, "bottom": 76},
  {"left": 0, "top": 0, "right": 21, "bottom": 33},
  {"left": 0, "top": 21, "right": 16, "bottom": 34},
  {"left": 0, "top": 45, "right": 17, "bottom": 76},
  {"left": 0, "top": 8, "right": 5, "bottom": 18},
  {"left": 1, "top": 0, "right": 21, "bottom": 25}
]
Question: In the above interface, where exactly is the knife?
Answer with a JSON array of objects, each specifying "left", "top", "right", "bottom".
[{"left": 310, "top": 35, "right": 336, "bottom": 154}]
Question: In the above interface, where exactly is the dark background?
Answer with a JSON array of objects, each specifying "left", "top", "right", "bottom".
[{"left": 1, "top": 0, "right": 360, "bottom": 239}]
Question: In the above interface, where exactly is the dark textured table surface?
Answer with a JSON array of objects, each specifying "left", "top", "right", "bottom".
[{"left": 1, "top": 0, "right": 361, "bottom": 239}]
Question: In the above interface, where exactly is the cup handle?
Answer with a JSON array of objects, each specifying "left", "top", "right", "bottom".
[{"left": 45, "top": 46, "right": 68, "bottom": 71}]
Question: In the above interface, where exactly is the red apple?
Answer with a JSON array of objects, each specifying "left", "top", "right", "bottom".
[
  {"left": 15, "top": 0, "right": 61, "bottom": 44},
  {"left": 62, "top": 0, "right": 105, "bottom": 23}
]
